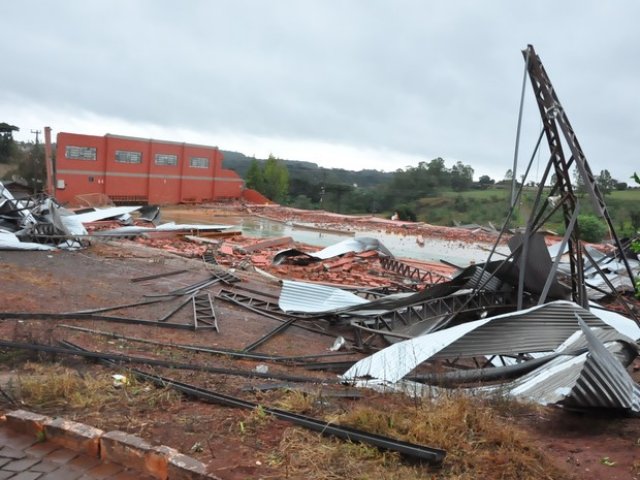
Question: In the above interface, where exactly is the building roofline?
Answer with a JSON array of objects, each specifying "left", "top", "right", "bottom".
[{"left": 57, "top": 132, "right": 219, "bottom": 150}]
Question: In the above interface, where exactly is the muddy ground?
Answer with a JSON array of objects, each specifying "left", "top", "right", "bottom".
[{"left": 1, "top": 232, "right": 640, "bottom": 479}]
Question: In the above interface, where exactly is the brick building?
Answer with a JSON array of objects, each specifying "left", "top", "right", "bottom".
[{"left": 54, "top": 132, "right": 246, "bottom": 205}]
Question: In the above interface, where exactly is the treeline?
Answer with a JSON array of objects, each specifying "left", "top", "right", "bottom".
[
  {"left": 221, "top": 150, "right": 393, "bottom": 189},
  {"left": 225, "top": 150, "right": 485, "bottom": 217}
]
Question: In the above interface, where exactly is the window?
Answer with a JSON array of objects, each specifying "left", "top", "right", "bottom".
[
  {"left": 155, "top": 154, "right": 178, "bottom": 166},
  {"left": 115, "top": 150, "right": 142, "bottom": 164},
  {"left": 189, "top": 156, "right": 209, "bottom": 168},
  {"left": 66, "top": 146, "right": 96, "bottom": 160}
]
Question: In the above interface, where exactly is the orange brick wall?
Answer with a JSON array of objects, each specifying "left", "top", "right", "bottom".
[{"left": 55, "top": 132, "right": 245, "bottom": 205}]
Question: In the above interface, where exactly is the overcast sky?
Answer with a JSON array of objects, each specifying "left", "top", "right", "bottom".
[{"left": 1, "top": 1, "right": 639, "bottom": 183}]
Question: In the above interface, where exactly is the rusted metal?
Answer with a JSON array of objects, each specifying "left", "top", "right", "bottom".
[
  {"left": 523, "top": 45, "right": 586, "bottom": 307},
  {"left": 523, "top": 45, "right": 635, "bottom": 307},
  {"left": 130, "top": 269, "right": 188, "bottom": 283},
  {"left": 192, "top": 292, "right": 219, "bottom": 331},
  {"left": 379, "top": 257, "right": 450, "bottom": 285},
  {"left": 349, "top": 290, "right": 515, "bottom": 348}
]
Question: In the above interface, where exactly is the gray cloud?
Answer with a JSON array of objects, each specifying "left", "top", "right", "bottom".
[{"left": 1, "top": 0, "right": 639, "bottom": 183}]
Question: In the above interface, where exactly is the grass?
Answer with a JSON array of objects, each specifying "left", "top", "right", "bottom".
[
  {"left": 6, "top": 362, "right": 181, "bottom": 416},
  {"left": 268, "top": 389, "right": 572, "bottom": 480},
  {"left": 411, "top": 186, "right": 640, "bottom": 232}
]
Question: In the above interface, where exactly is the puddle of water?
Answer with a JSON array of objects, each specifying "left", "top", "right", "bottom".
[{"left": 165, "top": 212, "right": 507, "bottom": 266}]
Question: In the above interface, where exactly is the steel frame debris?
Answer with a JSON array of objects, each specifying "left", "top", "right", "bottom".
[
  {"left": 192, "top": 292, "right": 219, "bottom": 331},
  {"left": 523, "top": 44, "right": 635, "bottom": 306},
  {"left": 130, "top": 269, "right": 188, "bottom": 283},
  {"left": 215, "top": 289, "right": 337, "bottom": 338},
  {"left": 379, "top": 257, "right": 450, "bottom": 285},
  {"left": 349, "top": 290, "right": 513, "bottom": 348}
]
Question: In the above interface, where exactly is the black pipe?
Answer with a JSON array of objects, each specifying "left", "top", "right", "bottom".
[
  {"left": 0, "top": 340, "right": 332, "bottom": 384},
  {"left": 62, "top": 340, "right": 446, "bottom": 465}
]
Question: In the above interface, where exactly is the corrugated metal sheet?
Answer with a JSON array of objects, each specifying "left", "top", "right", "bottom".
[
  {"left": 95, "top": 223, "right": 233, "bottom": 235},
  {"left": 278, "top": 280, "right": 413, "bottom": 315},
  {"left": 499, "top": 326, "right": 635, "bottom": 405},
  {"left": 279, "top": 280, "right": 371, "bottom": 314},
  {"left": 310, "top": 237, "right": 393, "bottom": 260},
  {"left": 342, "top": 301, "right": 640, "bottom": 383},
  {"left": 565, "top": 315, "right": 638, "bottom": 410},
  {"left": 437, "top": 303, "right": 625, "bottom": 358},
  {"left": 273, "top": 237, "right": 393, "bottom": 265},
  {"left": 0, "top": 230, "right": 56, "bottom": 250},
  {"left": 70, "top": 206, "right": 141, "bottom": 223},
  {"left": 356, "top": 322, "right": 640, "bottom": 413},
  {"left": 465, "top": 267, "right": 503, "bottom": 291}
]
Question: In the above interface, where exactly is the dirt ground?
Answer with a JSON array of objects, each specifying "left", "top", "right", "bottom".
[{"left": 1, "top": 225, "right": 640, "bottom": 479}]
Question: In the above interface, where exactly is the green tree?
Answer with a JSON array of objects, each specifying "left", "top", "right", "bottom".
[
  {"left": 478, "top": 175, "right": 494, "bottom": 189},
  {"left": 425, "top": 157, "right": 449, "bottom": 189},
  {"left": 577, "top": 214, "right": 607, "bottom": 243},
  {"left": 450, "top": 161, "right": 474, "bottom": 191},
  {"left": 0, "top": 122, "right": 19, "bottom": 164},
  {"left": 16, "top": 142, "right": 46, "bottom": 192},
  {"left": 324, "top": 183, "right": 353, "bottom": 213},
  {"left": 245, "top": 159, "right": 264, "bottom": 192},
  {"left": 596, "top": 169, "right": 615, "bottom": 195},
  {"left": 394, "top": 204, "right": 417, "bottom": 221},
  {"left": 291, "top": 194, "right": 313, "bottom": 209},
  {"left": 571, "top": 167, "right": 589, "bottom": 195},
  {"left": 262, "top": 154, "right": 289, "bottom": 203}
]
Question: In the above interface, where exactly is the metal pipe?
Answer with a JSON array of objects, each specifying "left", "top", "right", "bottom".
[
  {"left": 62, "top": 339, "right": 446, "bottom": 465},
  {"left": 0, "top": 340, "right": 331, "bottom": 384},
  {"left": 57, "top": 324, "right": 357, "bottom": 362}
]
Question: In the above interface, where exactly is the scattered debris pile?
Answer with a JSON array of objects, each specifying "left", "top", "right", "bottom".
[
  {"left": 0, "top": 180, "right": 233, "bottom": 251},
  {"left": 2, "top": 45, "right": 640, "bottom": 478}
]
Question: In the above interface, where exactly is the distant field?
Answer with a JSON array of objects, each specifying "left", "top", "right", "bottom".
[
  {"left": 608, "top": 189, "right": 640, "bottom": 201},
  {"left": 414, "top": 187, "right": 640, "bottom": 233},
  {"left": 441, "top": 188, "right": 511, "bottom": 200}
]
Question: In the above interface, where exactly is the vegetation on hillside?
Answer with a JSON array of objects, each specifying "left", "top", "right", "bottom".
[
  {"left": 227, "top": 147, "right": 640, "bottom": 235},
  {"left": 0, "top": 122, "right": 46, "bottom": 191},
  {"left": 245, "top": 154, "right": 289, "bottom": 203}
]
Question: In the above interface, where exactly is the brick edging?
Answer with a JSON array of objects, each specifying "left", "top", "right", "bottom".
[{"left": 1, "top": 409, "right": 220, "bottom": 480}]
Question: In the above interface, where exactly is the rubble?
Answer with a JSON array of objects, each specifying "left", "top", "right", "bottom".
[
  {"left": 0, "top": 180, "right": 234, "bottom": 251},
  {"left": 2, "top": 45, "right": 640, "bottom": 479}
]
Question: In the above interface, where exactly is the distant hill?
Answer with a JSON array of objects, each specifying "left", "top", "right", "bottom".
[{"left": 220, "top": 150, "right": 393, "bottom": 188}]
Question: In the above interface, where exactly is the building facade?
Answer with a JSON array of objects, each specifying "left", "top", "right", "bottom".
[{"left": 54, "top": 132, "right": 245, "bottom": 205}]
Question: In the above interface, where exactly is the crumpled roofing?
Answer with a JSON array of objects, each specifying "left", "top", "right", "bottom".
[
  {"left": 341, "top": 300, "right": 640, "bottom": 384},
  {"left": 69, "top": 206, "right": 141, "bottom": 223},
  {"left": 0, "top": 230, "right": 55, "bottom": 250},
  {"left": 278, "top": 279, "right": 414, "bottom": 315},
  {"left": 279, "top": 280, "right": 371, "bottom": 314},
  {"left": 92, "top": 222, "right": 233, "bottom": 235},
  {"left": 273, "top": 237, "right": 393, "bottom": 265},
  {"left": 347, "top": 314, "right": 640, "bottom": 413}
]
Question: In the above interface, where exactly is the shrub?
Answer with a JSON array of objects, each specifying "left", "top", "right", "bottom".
[
  {"left": 454, "top": 195, "right": 468, "bottom": 212},
  {"left": 577, "top": 214, "right": 608, "bottom": 243},
  {"left": 394, "top": 204, "right": 417, "bottom": 222}
]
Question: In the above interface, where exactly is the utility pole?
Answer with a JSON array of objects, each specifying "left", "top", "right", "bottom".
[
  {"left": 43, "top": 127, "right": 54, "bottom": 194},
  {"left": 30, "top": 129, "right": 42, "bottom": 193},
  {"left": 31, "top": 129, "right": 41, "bottom": 145}
]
